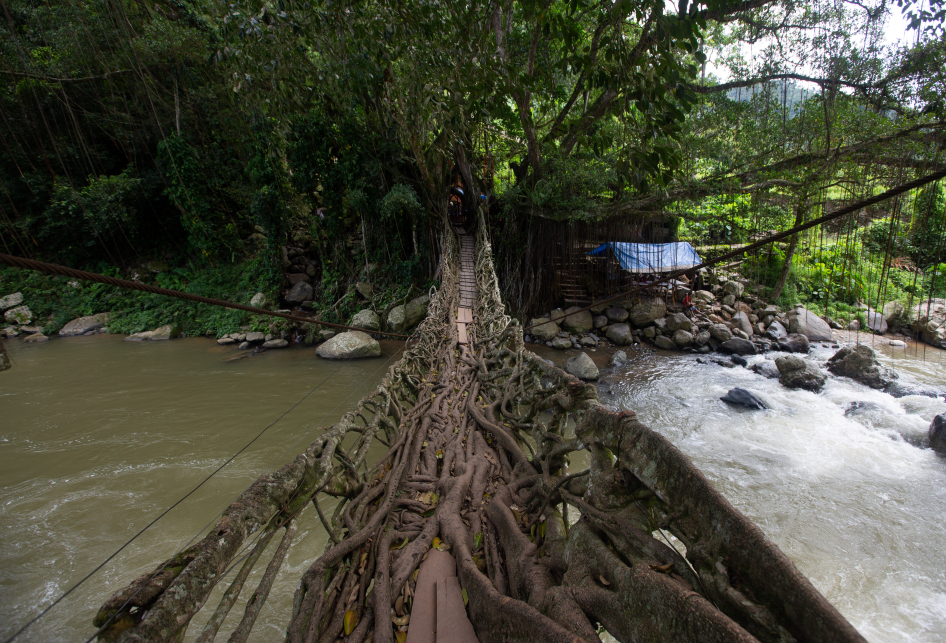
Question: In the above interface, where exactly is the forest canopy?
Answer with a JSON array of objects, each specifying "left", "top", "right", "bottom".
[{"left": 1, "top": 0, "right": 944, "bottom": 314}]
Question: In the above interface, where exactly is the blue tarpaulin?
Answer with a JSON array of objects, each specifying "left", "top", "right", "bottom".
[{"left": 587, "top": 242, "right": 702, "bottom": 273}]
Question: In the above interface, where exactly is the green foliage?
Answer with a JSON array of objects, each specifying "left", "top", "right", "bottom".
[
  {"left": 378, "top": 184, "right": 423, "bottom": 223},
  {"left": 0, "top": 258, "right": 277, "bottom": 337}
]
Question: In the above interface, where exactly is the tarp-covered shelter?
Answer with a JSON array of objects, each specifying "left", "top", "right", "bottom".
[{"left": 587, "top": 242, "right": 702, "bottom": 273}]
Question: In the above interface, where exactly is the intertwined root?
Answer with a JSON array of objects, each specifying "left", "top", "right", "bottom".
[{"left": 95, "top": 213, "right": 865, "bottom": 643}]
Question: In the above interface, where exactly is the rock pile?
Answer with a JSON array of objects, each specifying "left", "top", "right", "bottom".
[{"left": 524, "top": 276, "right": 839, "bottom": 357}]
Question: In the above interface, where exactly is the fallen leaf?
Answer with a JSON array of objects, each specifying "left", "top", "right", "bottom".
[
  {"left": 598, "top": 575, "right": 611, "bottom": 586},
  {"left": 461, "top": 588, "right": 469, "bottom": 605},
  {"left": 344, "top": 609, "right": 358, "bottom": 636},
  {"left": 473, "top": 532, "right": 482, "bottom": 550},
  {"left": 391, "top": 537, "right": 409, "bottom": 550},
  {"left": 650, "top": 563, "right": 673, "bottom": 573}
]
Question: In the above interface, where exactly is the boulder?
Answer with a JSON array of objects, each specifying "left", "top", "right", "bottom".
[
  {"left": 883, "top": 300, "right": 905, "bottom": 325},
  {"left": 751, "top": 361, "right": 781, "bottom": 379},
  {"left": 287, "top": 273, "right": 309, "bottom": 285},
  {"left": 826, "top": 345, "right": 897, "bottom": 389},
  {"left": 4, "top": 305, "right": 32, "bottom": 325},
  {"left": 549, "top": 308, "right": 567, "bottom": 324},
  {"left": 776, "top": 355, "right": 826, "bottom": 392},
  {"left": 580, "top": 336, "right": 597, "bottom": 347},
  {"left": 605, "top": 323, "right": 632, "bottom": 346},
  {"left": 610, "top": 350, "right": 628, "bottom": 367},
  {"left": 708, "top": 324, "right": 733, "bottom": 343},
  {"left": 722, "top": 294, "right": 736, "bottom": 307},
  {"left": 551, "top": 337, "right": 572, "bottom": 349},
  {"left": 883, "top": 381, "right": 944, "bottom": 399},
  {"left": 530, "top": 317, "right": 560, "bottom": 341},
  {"left": 249, "top": 292, "right": 269, "bottom": 309},
  {"left": 562, "top": 306, "right": 594, "bottom": 333},
  {"left": 387, "top": 305, "right": 407, "bottom": 333},
  {"left": 765, "top": 320, "right": 788, "bottom": 341},
  {"left": 722, "top": 280, "right": 745, "bottom": 298},
  {"left": 930, "top": 414, "right": 946, "bottom": 454},
  {"left": 910, "top": 299, "right": 946, "bottom": 348},
  {"left": 731, "top": 311, "right": 753, "bottom": 336},
  {"left": 665, "top": 313, "right": 693, "bottom": 332},
  {"left": 654, "top": 335, "right": 678, "bottom": 351},
  {"left": 594, "top": 315, "right": 608, "bottom": 329},
  {"left": 720, "top": 338, "right": 757, "bottom": 355},
  {"left": 404, "top": 295, "right": 430, "bottom": 329},
  {"left": 238, "top": 341, "right": 251, "bottom": 350},
  {"left": 23, "top": 333, "right": 48, "bottom": 343},
  {"left": 605, "top": 307, "right": 629, "bottom": 323},
  {"left": 731, "top": 355, "right": 748, "bottom": 367},
  {"left": 285, "top": 281, "right": 314, "bottom": 304},
  {"left": 218, "top": 337, "right": 237, "bottom": 345},
  {"left": 565, "top": 352, "right": 599, "bottom": 380},
  {"left": 692, "top": 290, "right": 715, "bottom": 303},
  {"left": 721, "top": 388, "right": 768, "bottom": 409},
  {"left": 59, "top": 313, "right": 110, "bottom": 336},
  {"left": 126, "top": 324, "right": 182, "bottom": 341},
  {"left": 787, "top": 307, "right": 833, "bottom": 341},
  {"left": 0, "top": 292, "right": 24, "bottom": 311},
  {"left": 865, "top": 309, "right": 887, "bottom": 334},
  {"left": 355, "top": 282, "right": 373, "bottom": 299},
  {"left": 777, "top": 333, "right": 810, "bottom": 354},
  {"left": 672, "top": 329, "right": 694, "bottom": 347},
  {"left": 628, "top": 298, "right": 666, "bottom": 327},
  {"left": 316, "top": 331, "right": 381, "bottom": 359},
  {"left": 642, "top": 327, "right": 656, "bottom": 339},
  {"left": 245, "top": 331, "right": 265, "bottom": 343},
  {"left": 351, "top": 309, "right": 381, "bottom": 332},
  {"left": 847, "top": 320, "right": 861, "bottom": 331},
  {"left": 263, "top": 338, "right": 289, "bottom": 349},
  {"left": 694, "top": 330, "right": 711, "bottom": 347}
]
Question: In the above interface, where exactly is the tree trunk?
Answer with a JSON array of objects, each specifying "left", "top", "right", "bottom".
[{"left": 770, "top": 196, "right": 810, "bottom": 302}]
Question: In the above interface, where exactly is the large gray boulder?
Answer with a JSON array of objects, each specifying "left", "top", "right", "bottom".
[
  {"left": 565, "top": 352, "right": 599, "bottom": 380},
  {"left": 605, "top": 323, "right": 632, "bottom": 346},
  {"left": 709, "top": 324, "right": 733, "bottom": 343},
  {"left": 883, "top": 381, "right": 944, "bottom": 399},
  {"left": 672, "top": 329, "right": 694, "bottom": 347},
  {"left": 249, "top": 292, "right": 269, "bottom": 309},
  {"left": 562, "top": 306, "right": 594, "bottom": 334},
  {"left": 285, "top": 281, "right": 314, "bottom": 304},
  {"left": 751, "top": 360, "right": 781, "bottom": 379},
  {"left": 654, "top": 335, "right": 678, "bottom": 351},
  {"left": 628, "top": 298, "right": 666, "bottom": 327},
  {"left": 776, "top": 355, "right": 826, "bottom": 392},
  {"left": 787, "top": 307, "right": 833, "bottom": 341},
  {"left": 404, "top": 295, "right": 430, "bottom": 328},
  {"left": 883, "top": 300, "right": 905, "bottom": 325},
  {"left": 125, "top": 324, "right": 182, "bottom": 341},
  {"left": 59, "top": 313, "right": 110, "bottom": 336},
  {"left": 530, "top": 317, "right": 560, "bottom": 341},
  {"left": 765, "top": 320, "right": 788, "bottom": 341},
  {"left": 930, "top": 414, "right": 946, "bottom": 454},
  {"left": 720, "top": 337, "right": 757, "bottom": 355},
  {"left": 731, "top": 311, "right": 753, "bottom": 336},
  {"left": 665, "top": 313, "right": 693, "bottom": 332},
  {"left": 316, "top": 330, "right": 381, "bottom": 359},
  {"left": 865, "top": 309, "right": 887, "bottom": 334},
  {"left": 778, "top": 333, "right": 810, "bottom": 354},
  {"left": 721, "top": 388, "right": 768, "bottom": 409},
  {"left": 826, "top": 345, "right": 897, "bottom": 389},
  {"left": 0, "top": 292, "right": 23, "bottom": 311},
  {"left": 551, "top": 337, "right": 572, "bottom": 349},
  {"left": 605, "top": 307, "right": 629, "bottom": 323},
  {"left": 722, "top": 280, "right": 745, "bottom": 298},
  {"left": 910, "top": 299, "right": 946, "bottom": 348},
  {"left": 351, "top": 309, "right": 381, "bottom": 332},
  {"left": 355, "top": 282, "right": 373, "bottom": 299},
  {"left": 610, "top": 350, "right": 628, "bottom": 367},
  {"left": 3, "top": 305, "right": 32, "bottom": 325},
  {"left": 692, "top": 290, "right": 715, "bottom": 304}
]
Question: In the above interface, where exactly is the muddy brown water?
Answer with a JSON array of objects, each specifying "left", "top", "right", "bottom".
[{"left": 1, "top": 333, "right": 945, "bottom": 642}]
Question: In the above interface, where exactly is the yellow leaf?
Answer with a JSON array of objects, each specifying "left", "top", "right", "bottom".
[
  {"left": 391, "top": 537, "right": 409, "bottom": 550},
  {"left": 432, "top": 537, "right": 441, "bottom": 549},
  {"left": 461, "top": 588, "right": 469, "bottom": 605},
  {"left": 396, "top": 632, "right": 407, "bottom": 643},
  {"left": 344, "top": 609, "right": 358, "bottom": 636}
]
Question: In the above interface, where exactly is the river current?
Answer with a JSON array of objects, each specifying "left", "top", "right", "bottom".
[{"left": 1, "top": 334, "right": 944, "bottom": 641}]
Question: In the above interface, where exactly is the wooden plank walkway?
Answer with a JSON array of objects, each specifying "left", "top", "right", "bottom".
[{"left": 455, "top": 227, "right": 476, "bottom": 345}]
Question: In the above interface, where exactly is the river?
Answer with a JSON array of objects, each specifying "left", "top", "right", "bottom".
[{"left": 1, "top": 334, "right": 944, "bottom": 642}]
